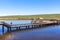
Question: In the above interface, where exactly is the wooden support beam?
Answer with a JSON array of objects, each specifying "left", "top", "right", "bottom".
[
  {"left": 32, "top": 25, "right": 34, "bottom": 28},
  {"left": 7, "top": 27, "right": 10, "bottom": 32},
  {"left": 39, "top": 25, "right": 41, "bottom": 27},
  {"left": 2, "top": 25, "right": 4, "bottom": 34},
  {"left": 16, "top": 27, "right": 19, "bottom": 30},
  {"left": 40, "top": 24, "right": 42, "bottom": 27},
  {"left": 34, "top": 25, "right": 36, "bottom": 27},
  {"left": 28, "top": 26, "right": 29, "bottom": 28},
  {"left": 26, "top": 26, "right": 28, "bottom": 28},
  {"left": 37, "top": 25, "right": 39, "bottom": 27},
  {"left": 19, "top": 27, "right": 20, "bottom": 30},
  {"left": 10, "top": 27, "right": 11, "bottom": 31},
  {"left": 57, "top": 20, "right": 59, "bottom": 24}
]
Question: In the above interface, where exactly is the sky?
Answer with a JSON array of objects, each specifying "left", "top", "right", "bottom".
[{"left": 0, "top": 0, "right": 60, "bottom": 16}]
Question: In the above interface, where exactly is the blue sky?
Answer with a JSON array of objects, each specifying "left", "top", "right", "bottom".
[{"left": 0, "top": 0, "right": 60, "bottom": 16}]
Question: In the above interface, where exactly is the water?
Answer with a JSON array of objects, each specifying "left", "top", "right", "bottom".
[{"left": 0, "top": 20, "right": 60, "bottom": 40}]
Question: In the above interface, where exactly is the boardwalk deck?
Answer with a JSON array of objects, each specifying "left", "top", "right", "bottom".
[{"left": 0, "top": 20, "right": 59, "bottom": 34}]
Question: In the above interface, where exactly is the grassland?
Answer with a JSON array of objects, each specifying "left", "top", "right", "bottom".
[{"left": 0, "top": 14, "right": 60, "bottom": 20}]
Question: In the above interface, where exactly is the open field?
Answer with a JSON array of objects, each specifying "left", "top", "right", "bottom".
[{"left": 0, "top": 14, "right": 60, "bottom": 20}]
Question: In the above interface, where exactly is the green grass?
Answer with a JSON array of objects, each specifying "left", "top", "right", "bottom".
[{"left": 0, "top": 14, "right": 60, "bottom": 20}]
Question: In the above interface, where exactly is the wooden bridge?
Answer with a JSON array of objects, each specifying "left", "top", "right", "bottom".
[{"left": 0, "top": 20, "right": 59, "bottom": 34}]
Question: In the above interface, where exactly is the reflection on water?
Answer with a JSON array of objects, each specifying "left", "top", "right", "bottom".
[
  {"left": 0, "top": 20, "right": 60, "bottom": 40},
  {"left": 0, "top": 25, "right": 60, "bottom": 40}
]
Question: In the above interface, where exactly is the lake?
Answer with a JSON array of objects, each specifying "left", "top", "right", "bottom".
[{"left": 0, "top": 20, "right": 60, "bottom": 40}]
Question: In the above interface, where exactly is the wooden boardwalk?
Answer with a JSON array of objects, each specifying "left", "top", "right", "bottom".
[{"left": 0, "top": 20, "right": 59, "bottom": 34}]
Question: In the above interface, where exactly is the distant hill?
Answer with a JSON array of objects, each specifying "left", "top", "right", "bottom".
[{"left": 0, "top": 14, "right": 60, "bottom": 20}]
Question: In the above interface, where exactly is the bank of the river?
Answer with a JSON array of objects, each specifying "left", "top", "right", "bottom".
[{"left": 0, "top": 14, "right": 60, "bottom": 20}]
